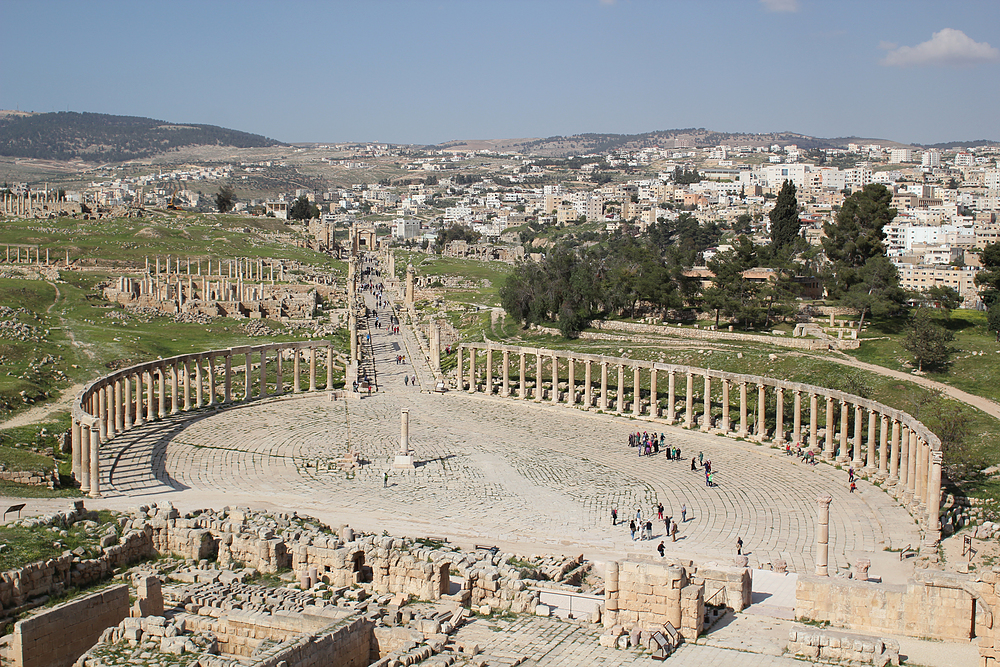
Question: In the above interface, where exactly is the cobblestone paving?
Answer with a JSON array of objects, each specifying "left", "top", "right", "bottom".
[
  {"left": 453, "top": 615, "right": 807, "bottom": 667},
  {"left": 95, "top": 286, "right": 922, "bottom": 575}
]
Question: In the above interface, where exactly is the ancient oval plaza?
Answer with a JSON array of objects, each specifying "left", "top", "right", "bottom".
[{"left": 11, "top": 251, "right": 988, "bottom": 667}]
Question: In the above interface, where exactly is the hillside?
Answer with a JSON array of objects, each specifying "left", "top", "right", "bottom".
[{"left": 0, "top": 111, "right": 284, "bottom": 162}]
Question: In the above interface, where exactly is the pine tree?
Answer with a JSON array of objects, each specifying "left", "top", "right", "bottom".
[{"left": 768, "top": 180, "right": 799, "bottom": 251}]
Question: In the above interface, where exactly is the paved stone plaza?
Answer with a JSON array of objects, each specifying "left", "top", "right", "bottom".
[{"left": 94, "top": 334, "right": 921, "bottom": 577}]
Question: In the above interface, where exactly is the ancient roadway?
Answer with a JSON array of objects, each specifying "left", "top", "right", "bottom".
[{"left": 91, "top": 287, "right": 922, "bottom": 576}]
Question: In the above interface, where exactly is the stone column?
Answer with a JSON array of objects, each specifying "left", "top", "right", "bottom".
[
  {"left": 327, "top": 345, "right": 335, "bottom": 390},
  {"left": 907, "top": 429, "right": 919, "bottom": 503},
  {"left": 852, "top": 404, "right": 865, "bottom": 469},
  {"left": 823, "top": 396, "right": 835, "bottom": 459},
  {"left": 456, "top": 347, "right": 464, "bottom": 391},
  {"left": 519, "top": 352, "right": 527, "bottom": 399},
  {"left": 793, "top": 390, "right": 802, "bottom": 445},
  {"left": 584, "top": 360, "right": 593, "bottom": 408},
  {"left": 244, "top": 353, "right": 253, "bottom": 401},
  {"left": 738, "top": 381, "right": 748, "bottom": 437},
  {"left": 170, "top": 363, "right": 179, "bottom": 414},
  {"left": 915, "top": 435, "right": 927, "bottom": 510},
  {"left": 293, "top": 349, "right": 301, "bottom": 393},
  {"left": 756, "top": 383, "right": 766, "bottom": 440},
  {"left": 89, "top": 424, "right": 101, "bottom": 498},
  {"left": 684, "top": 372, "right": 694, "bottom": 428},
  {"left": 502, "top": 350, "right": 510, "bottom": 397},
  {"left": 309, "top": 347, "right": 317, "bottom": 391},
  {"left": 898, "top": 425, "right": 911, "bottom": 498},
  {"left": 469, "top": 348, "right": 477, "bottom": 394},
  {"left": 721, "top": 379, "right": 730, "bottom": 434},
  {"left": 567, "top": 357, "right": 575, "bottom": 406},
  {"left": 889, "top": 419, "right": 901, "bottom": 485},
  {"left": 224, "top": 355, "right": 232, "bottom": 403},
  {"left": 809, "top": 393, "right": 818, "bottom": 451},
  {"left": 650, "top": 368, "right": 658, "bottom": 417},
  {"left": 667, "top": 371, "right": 676, "bottom": 423},
  {"left": 195, "top": 358, "right": 204, "bottom": 408},
  {"left": 430, "top": 321, "right": 441, "bottom": 373},
  {"left": 98, "top": 385, "right": 107, "bottom": 443},
  {"left": 838, "top": 400, "right": 849, "bottom": 462},
  {"left": 702, "top": 375, "right": 711, "bottom": 431},
  {"left": 261, "top": 350, "right": 269, "bottom": 397},
  {"left": 925, "top": 452, "right": 942, "bottom": 546},
  {"left": 878, "top": 414, "right": 889, "bottom": 479},
  {"left": 600, "top": 362, "right": 608, "bottom": 411},
  {"left": 124, "top": 376, "right": 133, "bottom": 430},
  {"left": 774, "top": 387, "right": 784, "bottom": 445},
  {"left": 71, "top": 419, "right": 82, "bottom": 483},
  {"left": 158, "top": 365, "right": 167, "bottom": 417},
  {"left": 146, "top": 370, "right": 155, "bottom": 422},
  {"left": 552, "top": 354, "right": 560, "bottom": 405},
  {"left": 183, "top": 360, "right": 192, "bottom": 411},
  {"left": 815, "top": 493, "right": 832, "bottom": 576},
  {"left": 866, "top": 408, "right": 877, "bottom": 471},
  {"left": 485, "top": 347, "right": 493, "bottom": 395},
  {"left": 80, "top": 424, "right": 91, "bottom": 494},
  {"left": 535, "top": 352, "right": 542, "bottom": 401},
  {"left": 616, "top": 364, "right": 624, "bottom": 414},
  {"left": 109, "top": 383, "right": 118, "bottom": 437},
  {"left": 633, "top": 365, "right": 642, "bottom": 416}
]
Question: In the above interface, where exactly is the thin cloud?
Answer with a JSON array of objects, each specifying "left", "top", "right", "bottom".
[
  {"left": 760, "top": 0, "right": 799, "bottom": 12},
  {"left": 599, "top": 0, "right": 616, "bottom": 5},
  {"left": 881, "top": 28, "right": 999, "bottom": 67}
]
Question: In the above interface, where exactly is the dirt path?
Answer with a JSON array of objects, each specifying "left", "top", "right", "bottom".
[
  {"left": 0, "top": 382, "right": 86, "bottom": 429},
  {"left": 794, "top": 350, "right": 1000, "bottom": 421}
]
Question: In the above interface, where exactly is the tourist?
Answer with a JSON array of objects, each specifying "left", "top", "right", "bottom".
[
  {"left": 681, "top": 504, "right": 687, "bottom": 523},
  {"left": 645, "top": 520, "right": 653, "bottom": 540},
  {"left": 404, "top": 375, "right": 409, "bottom": 386},
  {"left": 671, "top": 523, "right": 678, "bottom": 542},
  {"left": 383, "top": 471, "right": 388, "bottom": 487},
  {"left": 611, "top": 507, "right": 618, "bottom": 525},
  {"left": 736, "top": 537, "right": 743, "bottom": 555},
  {"left": 705, "top": 470, "right": 710, "bottom": 487},
  {"left": 411, "top": 375, "right": 416, "bottom": 386},
  {"left": 850, "top": 481, "right": 857, "bottom": 493},
  {"left": 664, "top": 515, "right": 671, "bottom": 536},
  {"left": 657, "top": 541, "right": 665, "bottom": 557},
  {"left": 629, "top": 520, "right": 636, "bottom": 541},
  {"left": 657, "top": 503, "right": 664, "bottom": 520},
  {"left": 708, "top": 472, "right": 714, "bottom": 487},
  {"left": 691, "top": 457, "right": 697, "bottom": 471},
  {"left": 698, "top": 451, "right": 704, "bottom": 466},
  {"left": 848, "top": 467, "right": 855, "bottom": 483}
]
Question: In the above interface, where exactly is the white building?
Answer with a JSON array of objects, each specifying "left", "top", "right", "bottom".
[
  {"left": 922, "top": 149, "right": 941, "bottom": 168},
  {"left": 889, "top": 148, "right": 914, "bottom": 164},
  {"left": 392, "top": 218, "right": 421, "bottom": 240}
]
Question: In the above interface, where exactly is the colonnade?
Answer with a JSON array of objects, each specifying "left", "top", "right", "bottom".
[
  {"left": 458, "top": 342, "right": 943, "bottom": 545},
  {"left": 71, "top": 341, "right": 338, "bottom": 499}
]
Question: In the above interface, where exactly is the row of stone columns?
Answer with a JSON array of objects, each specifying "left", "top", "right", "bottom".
[
  {"left": 72, "top": 343, "right": 338, "bottom": 498},
  {"left": 458, "top": 343, "right": 943, "bottom": 545}
]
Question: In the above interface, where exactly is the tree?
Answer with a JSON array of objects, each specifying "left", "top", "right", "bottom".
[
  {"left": 844, "top": 255, "right": 906, "bottom": 332},
  {"left": 821, "top": 183, "right": 896, "bottom": 298},
  {"left": 288, "top": 195, "right": 320, "bottom": 221},
  {"left": 975, "top": 242, "right": 1000, "bottom": 309},
  {"left": 215, "top": 185, "right": 236, "bottom": 213},
  {"left": 902, "top": 310, "right": 954, "bottom": 371},
  {"left": 923, "top": 285, "right": 962, "bottom": 312},
  {"left": 988, "top": 303, "right": 1000, "bottom": 342},
  {"left": 768, "top": 180, "right": 800, "bottom": 252}
]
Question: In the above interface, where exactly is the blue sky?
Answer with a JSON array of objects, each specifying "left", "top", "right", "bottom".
[{"left": 2, "top": 0, "right": 998, "bottom": 145}]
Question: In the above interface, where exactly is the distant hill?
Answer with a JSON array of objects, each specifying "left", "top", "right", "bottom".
[
  {"left": 436, "top": 129, "right": 998, "bottom": 157},
  {"left": 0, "top": 111, "right": 284, "bottom": 162}
]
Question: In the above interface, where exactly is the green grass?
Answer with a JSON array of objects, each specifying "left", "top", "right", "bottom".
[{"left": 0, "top": 510, "right": 119, "bottom": 572}]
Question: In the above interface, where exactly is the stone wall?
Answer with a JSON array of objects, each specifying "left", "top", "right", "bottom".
[
  {"left": 253, "top": 615, "right": 373, "bottom": 667},
  {"left": 9, "top": 584, "right": 128, "bottom": 667},
  {"left": 795, "top": 571, "right": 975, "bottom": 641},
  {"left": 603, "top": 560, "right": 703, "bottom": 641},
  {"left": 585, "top": 319, "right": 861, "bottom": 351}
]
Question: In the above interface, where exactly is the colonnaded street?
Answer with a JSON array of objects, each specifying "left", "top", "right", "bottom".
[{"left": 90, "top": 285, "right": 923, "bottom": 578}]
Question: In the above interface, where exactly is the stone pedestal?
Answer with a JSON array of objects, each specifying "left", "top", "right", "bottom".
[{"left": 394, "top": 408, "right": 415, "bottom": 469}]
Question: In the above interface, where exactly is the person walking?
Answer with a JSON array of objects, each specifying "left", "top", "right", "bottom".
[
  {"left": 736, "top": 537, "right": 743, "bottom": 555},
  {"left": 698, "top": 451, "right": 704, "bottom": 466},
  {"left": 645, "top": 520, "right": 653, "bottom": 540},
  {"left": 664, "top": 515, "right": 671, "bottom": 536},
  {"left": 611, "top": 507, "right": 618, "bottom": 525},
  {"left": 629, "top": 520, "right": 637, "bottom": 541},
  {"left": 383, "top": 471, "right": 388, "bottom": 487},
  {"left": 691, "top": 457, "right": 697, "bottom": 471},
  {"left": 671, "top": 522, "right": 678, "bottom": 542},
  {"left": 657, "top": 541, "right": 665, "bottom": 557},
  {"left": 681, "top": 504, "right": 687, "bottom": 523},
  {"left": 404, "top": 375, "right": 409, "bottom": 386},
  {"left": 657, "top": 503, "right": 664, "bottom": 520}
]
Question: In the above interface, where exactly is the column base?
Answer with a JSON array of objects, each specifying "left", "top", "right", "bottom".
[
  {"left": 851, "top": 459, "right": 865, "bottom": 470},
  {"left": 392, "top": 455, "right": 415, "bottom": 470},
  {"left": 836, "top": 455, "right": 850, "bottom": 464}
]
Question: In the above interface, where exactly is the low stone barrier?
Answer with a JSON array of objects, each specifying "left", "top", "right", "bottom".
[
  {"left": 786, "top": 628, "right": 899, "bottom": 665},
  {"left": 10, "top": 584, "right": 128, "bottom": 667}
]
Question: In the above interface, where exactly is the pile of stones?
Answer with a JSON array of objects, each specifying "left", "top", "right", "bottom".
[{"left": 786, "top": 629, "right": 900, "bottom": 666}]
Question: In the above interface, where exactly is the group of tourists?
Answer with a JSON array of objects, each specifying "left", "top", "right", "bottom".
[
  {"left": 613, "top": 501, "right": 685, "bottom": 548},
  {"left": 784, "top": 442, "right": 819, "bottom": 465},
  {"left": 627, "top": 431, "right": 683, "bottom": 460}
]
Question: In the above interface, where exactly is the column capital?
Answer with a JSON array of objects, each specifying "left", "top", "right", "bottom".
[{"left": 817, "top": 492, "right": 833, "bottom": 506}]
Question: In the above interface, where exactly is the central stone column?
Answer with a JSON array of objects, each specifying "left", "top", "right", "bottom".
[
  {"left": 183, "top": 360, "right": 192, "bottom": 411},
  {"left": 485, "top": 347, "right": 493, "bottom": 395},
  {"left": 456, "top": 347, "right": 463, "bottom": 391},
  {"left": 309, "top": 347, "right": 317, "bottom": 392},
  {"left": 838, "top": 400, "right": 850, "bottom": 462},
  {"left": 244, "top": 352, "right": 253, "bottom": 401},
  {"left": 889, "top": 418, "right": 901, "bottom": 485},
  {"left": 809, "top": 393, "right": 818, "bottom": 451},
  {"left": 294, "top": 349, "right": 301, "bottom": 393},
  {"left": 852, "top": 404, "right": 865, "bottom": 468},
  {"left": 89, "top": 423, "right": 101, "bottom": 498},
  {"left": 816, "top": 493, "right": 832, "bottom": 576},
  {"left": 793, "top": 390, "right": 802, "bottom": 445},
  {"left": 552, "top": 354, "right": 559, "bottom": 405},
  {"left": 866, "top": 408, "right": 878, "bottom": 472},
  {"left": 650, "top": 368, "right": 658, "bottom": 417},
  {"left": 616, "top": 363, "right": 624, "bottom": 414},
  {"left": 925, "top": 452, "right": 943, "bottom": 546},
  {"left": 633, "top": 365, "right": 642, "bottom": 416},
  {"left": 260, "top": 351, "right": 268, "bottom": 398},
  {"left": 80, "top": 423, "right": 91, "bottom": 494},
  {"left": 195, "top": 358, "right": 203, "bottom": 408},
  {"left": 756, "top": 383, "right": 766, "bottom": 440},
  {"left": 600, "top": 361, "right": 608, "bottom": 411},
  {"left": 393, "top": 408, "right": 415, "bottom": 469},
  {"left": 469, "top": 348, "right": 477, "bottom": 394},
  {"left": 535, "top": 352, "right": 542, "bottom": 401},
  {"left": 567, "top": 357, "right": 575, "bottom": 406},
  {"left": 124, "top": 376, "right": 133, "bottom": 430},
  {"left": 878, "top": 414, "right": 889, "bottom": 479},
  {"left": 667, "top": 370, "right": 676, "bottom": 423},
  {"left": 738, "top": 381, "right": 748, "bottom": 437},
  {"left": 584, "top": 360, "right": 593, "bottom": 408}
]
